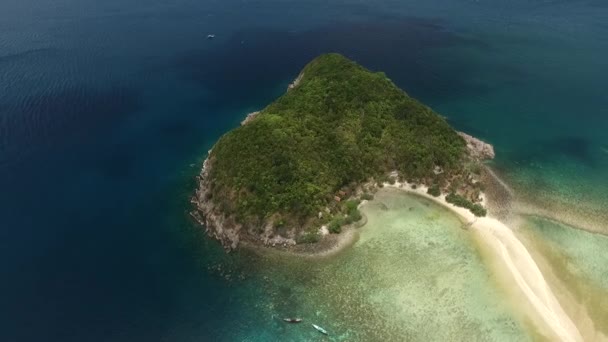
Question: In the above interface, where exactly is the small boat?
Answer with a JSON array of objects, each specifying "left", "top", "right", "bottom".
[
  {"left": 312, "top": 324, "right": 328, "bottom": 335},
  {"left": 283, "top": 318, "right": 302, "bottom": 323},
  {"left": 207, "top": 34, "right": 215, "bottom": 40}
]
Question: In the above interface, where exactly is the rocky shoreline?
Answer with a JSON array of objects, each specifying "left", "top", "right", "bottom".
[
  {"left": 191, "top": 128, "right": 496, "bottom": 253},
  {"left": 191, "top": 72, "right": 310, "bottom": 252},
  {"left": 190, "top": 67, "right": 496, "bottom": 253},
  {"left": 458, "top": 132, "right": 495, "bottom": 160},
  {"left": 191, "top": 152, "right": 244, "bottom": 250},
  {"left": 240, "top": 111, "right": 259, "bottom": 126},
  {"left": 191, "top": 148, "right": 360, "bottom": 253},
  {"left": 192, "top": 146, "right": 307, "bottom": 251}
]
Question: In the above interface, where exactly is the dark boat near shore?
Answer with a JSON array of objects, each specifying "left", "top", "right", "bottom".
[{"left": 283, "top": 318, "right": 302, "bottom": 323}]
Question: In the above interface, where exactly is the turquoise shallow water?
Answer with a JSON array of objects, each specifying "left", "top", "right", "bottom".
[
  {"left": 1, "top": 0, "right": 607, "bottom": 340},
  {"left": 516, "top": 216, "right": 608, "bottom": 339},
  {"left": 216, "top": 189, "right": 533, "bottom": 341},
  {"left": 523, "top": 217, "right": 608, "bottom": 290}
]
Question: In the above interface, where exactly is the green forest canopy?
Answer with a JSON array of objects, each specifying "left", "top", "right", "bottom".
[{"left": 208, "top": 53, "right": 467, "bottom": 225}]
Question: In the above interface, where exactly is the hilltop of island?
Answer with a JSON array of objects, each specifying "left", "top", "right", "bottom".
[{"left": 192, "top": 53, "right": 494, "bottom": 251}]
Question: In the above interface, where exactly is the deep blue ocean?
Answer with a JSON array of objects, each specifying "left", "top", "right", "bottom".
[{"left": 1, "top": 0, "right": 607, "bottom": 341}]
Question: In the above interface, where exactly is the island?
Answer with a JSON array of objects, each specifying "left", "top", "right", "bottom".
[{"left": 191, "top": 53, "right": 494, "bottom": 251}]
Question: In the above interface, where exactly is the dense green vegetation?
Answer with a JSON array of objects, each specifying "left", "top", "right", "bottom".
[
  {"left": 427, "top": 184, "right": 441, "bottom": 197},
  {"left": 208, "top": 53, "right": 468, "bottom": 234},
  {"left": 445, "top": 193, "right": 487, "bottom": 217}
]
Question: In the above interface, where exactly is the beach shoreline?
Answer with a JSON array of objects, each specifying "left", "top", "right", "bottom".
[
  {"left": 242, "top": 225, "right": 361, "bottom": 259},
  {"left": 251, "top": 177, "right": 584, "bottom": 341},
  {"left": 193, "top": 149, "right": 585, "bottom": 340},
  {"left": 381, "top": 181, "right": 583, "bottom": 342}
]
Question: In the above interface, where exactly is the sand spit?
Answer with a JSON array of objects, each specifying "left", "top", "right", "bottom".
[{"left": 385, "top": 182, "right": 583, "bottom": 342}]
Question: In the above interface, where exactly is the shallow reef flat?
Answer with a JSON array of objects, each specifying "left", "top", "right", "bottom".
[
  {"left": 229, "top": 189, "right": 533, "bottom": 341},
  {"left": 516, "top": 217, "right": 608, "bottom": 341}
]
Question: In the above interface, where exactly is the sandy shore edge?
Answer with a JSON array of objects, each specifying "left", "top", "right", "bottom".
[
  {"left": 256, "top": 179, "right": 583, "bottom": 340},
  {"left": 383, "top": 181, "right": 583, "bottom": 342},
  {"left": 243, "top": 226, "right": 361, "bottom": 260}
]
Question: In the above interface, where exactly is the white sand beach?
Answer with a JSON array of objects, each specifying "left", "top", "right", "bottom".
[{"left": 385, "top": 182, "right": 583, "bottom": 342}]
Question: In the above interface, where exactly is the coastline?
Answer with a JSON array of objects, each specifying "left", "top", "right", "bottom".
[
  {"left": 191, "top": 124, "right": 495, "bottom": 253},
  {"left": 191, "top": 146, "right": 364, "bottom": 255},
  {"left": 482, "top": 166, "right": 608, "bottom": 236},
  {"left": 242, "top": 225, "right": 361, "bottom": 259},
  {"left": 191, "top": 57, "right": 493, "bottom": 254},
  {"left": 381, "top": 181, "right": 583, "bottom": 342},
  {"left": 246, "top": 177, "right": 586, "bottom": 340},
  {"left": 188, "top": 62, "right": 582, "bottom": 340},
  {"left": 192, "top": 132, "right": 583, "bottom": 340}
]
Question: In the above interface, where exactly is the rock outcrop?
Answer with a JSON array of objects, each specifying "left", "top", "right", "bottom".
[
  {"left": 240, "top": 111, "right": 260, "bottom": 126},
  {"left": 458, "top": 132, "right": 495, "bottom": 160},
  {"left": 191, "top": 149, "right": 297, "bottom": 251},
  {"left": 192, "top": 71, "right": 307, "bottom": 251},
  {"left": 287, "top": 72, "right": 304, "bottom": 90},
  {"left": 191, "top": 151, "right": 242, "bottom": 251}
]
